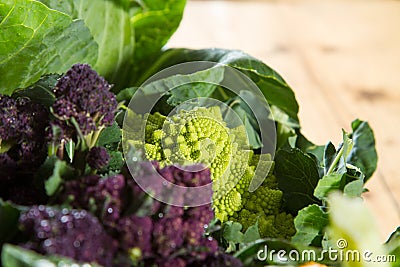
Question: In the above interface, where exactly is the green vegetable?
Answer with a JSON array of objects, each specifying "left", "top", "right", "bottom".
[
  {"left": 0, "top": 0, "right": 186, "bottom": 95},
  {"left": 0, "top": 0, "right": 97, "bottom": 94},
  {"left": 129, "top": 0, "right": 187, "bottom": 83},
  {"left": 127, "top": 105, "right": 295, "bottom": 239},
  {"left": 230, "top": 174, "right": 295, "bottom": 240},
  {"left": 274, "top": 148, "right": 322, "bottom": 215},
  {"left": 39, "top": 0, "right": 134, "bottom": 85},
  {"left": 127, "top": 106, "right": 275, "bottom": 221}
]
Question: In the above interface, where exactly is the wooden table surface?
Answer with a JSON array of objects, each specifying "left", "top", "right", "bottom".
[{"left": 168, "top": 0, "right": 400, "bottom": 240}]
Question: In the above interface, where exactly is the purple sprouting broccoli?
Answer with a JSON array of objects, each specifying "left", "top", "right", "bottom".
[
  {"left": 0, "top": 95, "right": 49, "bottom": 204},
  {"left": 153, "top": 215, "right": 185, "bottom": 257},
  {"left": 117, "top": 163, "right": 224, "bottom": 265},
  {"left": 59, "top": 174, "right": 125, "bottom": 227},
  {"left": 0, "top": 95, "right": 49, "bottom": 176},
  {"left": 50, "top": 64, "right": 117, "bottom": 147},
  {"left": 19, "top": 206, "right": 118, "bottom": 267},
  {"left": 56, "top": 163, "right": 241, "bottom": 266},
  {"left": 87, "top": 146, "right": 110, "bottom": 170},
  {"left": 118, "top": 215, "right": 153, "bottom": 257}
]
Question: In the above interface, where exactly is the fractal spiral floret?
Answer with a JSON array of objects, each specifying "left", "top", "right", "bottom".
[{"left": 127, "top": 106, "right": 295, "bottom": 238}]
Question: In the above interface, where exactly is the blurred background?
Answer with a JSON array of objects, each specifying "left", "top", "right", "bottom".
[{"left": 168, "top": 0, "right": 400, "bottom": 239}]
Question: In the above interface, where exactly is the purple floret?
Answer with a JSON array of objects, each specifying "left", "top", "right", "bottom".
[
  {"left": 118, "top": 215, "right": 153, "bottom": 256},
  {"left": 60, "top": 174, "right": 125, "bottom": 227},
  {"left": 19, "top": 206, "right": 118, "bottom": 267},
  {"left": 153, "top": 216, "right": 185, "bottom": 257},
  {"left": 0, "top": 95, "right": 49, "bottom": 173},
  {"left": 87, "top": 146, "right": 110, "bottom": 170},
  {"left": 0, "top": 95, "right": 19, "bottom": 140},
  {"left": 51, "top": 64, "right": 117, "bottom": 138}
]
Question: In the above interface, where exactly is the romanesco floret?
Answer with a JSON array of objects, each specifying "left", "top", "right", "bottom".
[
  {"left": 128, "top": 106, "right": 295, "bottom": 240},
  {"left": 230, "top": 175, "right": 295, "bottom": 239},
  {"left": 129, "top": 106, "right": 256, "bottom": 221}
]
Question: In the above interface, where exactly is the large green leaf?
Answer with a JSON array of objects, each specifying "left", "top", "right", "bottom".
[
  {"left": 129, "top": 0, "right": 186, "bottom": 82},
  {"left": 0, "top": 0, "right": 98, "bottom": 95},
  {"left": 39, "top": 0, "right": 135, "bottom": 87},
  {"left": 130, "top": 64, "right": 225, "bottom": 114},
  {"left": 274, "top": 148, "right": 321, "bottom": 214},
  {"left": 135, "top": 48, "right": 300, "bottom": 127}
]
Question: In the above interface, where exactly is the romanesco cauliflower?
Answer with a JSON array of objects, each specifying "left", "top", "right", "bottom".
[{"left": 126, "top": 106, "right": 295, "bottom": 239}]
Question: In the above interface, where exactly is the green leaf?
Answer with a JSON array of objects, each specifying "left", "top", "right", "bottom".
[
  {"left": 314, "top": 173, "right": 345, "bottom": 200},
  {"left": 140, "top": 65, "right": 225, "bottom": 107},
  {"left": 242, "top": 221, "right": 261, "bottom": 245},
  {"left": 45, "top": 160, "right": 70, "bottom": 196},
  {"left": 116, "top": 87, "right": 137, "bottom": 103},
  {"left": 347, "top": 119, "right": 377, "bottom": 181},
  {"left": 270, "top": 106, "right": 298, "bottom": 148},
  {"left": 100, "top": 150, "right": 124, "bottom": 174},
  {"left": 322, "top": 120, "right": 376, "bottom": 182},
  {"left": 97, "top": 123, "right": 122, "bottom": 147},
  {"left": 39, "top": 0, "right": 135, "bottom": 88},
  {"left": 130, "top": 0, "right": 186, "bottom": 82},
  {"left": 0, "top": 0, "right": 98, "bottom": 95},
  {"left": 12, "top": 74, "right": 58, "bottom": 108},
  {"left": 274, "top": 148, "right": 321, "bottom": 214},
  {"left": 343, "top": 179, "right": 364, "bottom": 198},
  {"left": 1, "top": 244, "right": 100, "bottom": 267},
  {"left": 225, "top": 100, "right": 262, "bottom": 149},
  {"left": 0, "top": 200, "right": 20, "bottom": 247},
  {"left": 37, "top": 156, "right": 74, "bottom": 197},
  {"left": 136, "top": 48, "right": 299, "bottom": 128},
  {"left": 291, "top": 204, "right": 329, "bottom": 247},
  {"left": 223, "top": 221, "right": 244, "bottom": 245},
  {"left": 295, "top": 132, "right": 325, "bottom": 163}
]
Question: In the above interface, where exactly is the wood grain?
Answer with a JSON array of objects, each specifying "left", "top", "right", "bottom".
[{"left": 168, "top": 0, "right": 400, "bottom": 239}]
